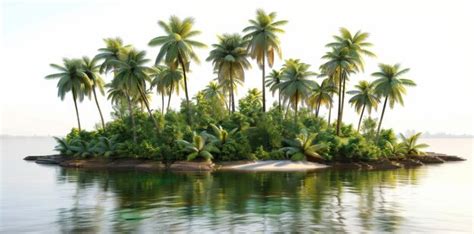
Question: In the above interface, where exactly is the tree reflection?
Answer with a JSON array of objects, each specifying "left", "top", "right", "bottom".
[{"left": 55, "top": 168, "right": 422, "bottom": 232}]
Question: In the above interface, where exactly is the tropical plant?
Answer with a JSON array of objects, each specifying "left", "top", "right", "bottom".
[
  {"left": 94, "top": 136, "right": 119, "bottom": 157},
  {"left": 400, "top": 132, "right": 429, "bottom": 156},
  {"left": 243, "top": 9, "right": 287, "bottom": 112},
  {"left": 148, "top": 16, "right": 206, "bottom": 121},
  {"left": 206, "top": 124, "right": 238, "bottom": 146},
  {"left": 156, "top": 65, "right": 184, "bottom": 111},
  {"left": 53, "top": 136, "right": 76, "bottom": 155},
  {"left": 112, "top": 49, "right": 160, "bottom": 131},
  {"left": 81, "top": 56, "right": 106, "bottom": 129},
  {"left": 372, "top": 63, "right": 416, "bottom": 137},
  {"left": 385, "top": 141, "right": 407, "bottom": 158},
  {"left": 202, "top": 81, "right": 226, "bottom": 111},
  {"left": 95, "top": 37, "right": 131, "bottom": 73},
  {"left": 307, "top": 78, "right": 335, "bottom": 118},
  {"left": 177, "top": 132, "right": 218, "bottom": 161},
  {"left": 149, "top": 65, "right": 167, "bottom": 114},
  {"left": 46, "top": 58, "right": 91, "bottom": 131},
  {"left": 277, "top": 59, "right": 317, "bottom": 123},
  {"left": 323, "top": 28, "right": 374, "bottom": 135},
  {"left": 280, "top": 132, "right": 325, "bottom": 161},
  {"left": 207, "top": 33, "right": 251, "bottom": 112},
  {"left": 96, "top": 37, "right": 138, "bottom": 142},
  {"left": 347, "top": 80, "right": 380, "bottom": 132},
  {"left": 265, "top": 69, "right": 283, "bottom": 111},
  {"left": 69, "top": 139, "right": 96, "bottom": 158}
]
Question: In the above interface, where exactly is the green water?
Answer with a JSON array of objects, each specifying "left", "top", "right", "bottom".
[{"left": 1, "top": 137, "right": 472, "bottom": 232}]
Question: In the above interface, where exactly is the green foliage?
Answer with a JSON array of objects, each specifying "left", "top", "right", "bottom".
[
  {"left": 280, "top": 131, "right": 325, "bottom": 161},
  {"left": 400, "top": 132, "right": 429, "bottom": 156}
]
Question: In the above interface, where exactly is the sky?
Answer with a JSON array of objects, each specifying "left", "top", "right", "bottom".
[{"left": 1, "top": 0, "right": 473, "bottom": 136}]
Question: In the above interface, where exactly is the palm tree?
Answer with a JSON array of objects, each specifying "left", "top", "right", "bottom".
[
  {"left": 46, "top": 58, "right": 91, "bottom": 131},
  {"left": 280, "top": 132, "right": 325, "bottom": 161},
  {"left": 277, "top": 59, "right": 317, "bottom": 123},
  {"left": 112, "top": 49, "right": 160, "bottom": 131},
  {"left": 149, "top": 65, "right": 167, "bottom": 114},
  {"left": 206, "top": 33, "right": 251, "bottom": 112},
  {"left": 157, "top": 65, "right": 184, "bottom": 112},
  {"left": 202, "top": 81, "right": 226, "bottom": 111},
  {"left": 95, "top": 37, "right": 131, "bottom": 73},
  {"left": 323, "top": 28, "right": 374, "bottom": 135},
  {"left": 372, "top": 63, "right": 416, "bottom": 137},
  {"left": 81, "top": 56, "right": 106, "bottom": 129},
  {"left": 243, "top": 9, "right": 287, "bottom": 112},
  {"left": 321, "top": 47, "right": 358, "bottom": 135},
  {"left": 265, "top": 69, "right": 283, "bottom": 111},
  {"left": 96, "top": 37, "right": 137, "bottom": 142},
  {"left": 307, "top": 79, "right": 334, "bottom": 118},
  {"left": 400, "top": 132, "right": 429, "bottom": 156},
  {"left": 347, "top": 80, "right": 380, "bottom": 132},
  {"left": 177, "top": 132, "right": 218, "bottom": 161},
  {"left": 148, "top": 16, "right": 206, "bottom": 121}
]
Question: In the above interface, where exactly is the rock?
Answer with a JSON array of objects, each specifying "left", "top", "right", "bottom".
[
  {"left": 169, "top": 161, "right": 214, "bottom": 171},
  {"left": 24, "top": 154, "right": 61, "bottom": 161},
  {"left": 435, "top": 155, "right": 466, "bottom": 161},
  {"left": 35, "top": 158, "right": 60, "bottom": 165},
  {"left": 409, "top": 155, "right": 444, "bottom": 164}
]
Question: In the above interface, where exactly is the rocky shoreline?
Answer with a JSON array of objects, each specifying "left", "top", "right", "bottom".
[{"left": 23, "top": 152, "right": 466, "bottom": 172}]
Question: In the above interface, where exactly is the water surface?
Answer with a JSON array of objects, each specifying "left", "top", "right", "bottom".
[{"left": 1, "top": 137, "right": 472, "bottom": 232}]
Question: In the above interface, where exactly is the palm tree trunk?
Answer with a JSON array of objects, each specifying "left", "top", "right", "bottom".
[
  {"left": 92, "top": 86, "right": 105, "bottom": 129},
  {"left": 284, "top": 101, "right": 291, "bottom": 119},
  {"left": 167, "top": 83, "right": 174, "bottom": 112},
  {"left": 278, "top": 91, "right": 282, "bottom": 112},
  {"left": 230, "top": 67, "right": 235, "bottom": 113},
  {"left": 262, "top": 51, "right": 266, "bottom": 112},
  {"left": 126, "top": 94, "right": 137, "bottom": 143},
  {"left": 376, "top": 96, "right": 389, "bottom": 139},
  {"left": 72, "top": 88, "right": 81, "bottom": 131},
  {"left": 137, "top": 84, "right": 160, "bottom": 132},
  {"left": 336, "top": 72, "right": 343, "bottom": 136},
  {"left": 315, "top": 96, "right": 322, "bottom": 118},
  {"left": 161, "top": 94, "right": 165, "bottom": 115},
  {"left": 328, "top": 104, "right": 332, "bottom": 126},
  {"left": 178, "top": 53, "right": 191, "bottom": 123},
  {"left": 339, "top": 73, "right": 347, "bottom": 131},
  {"left": 227, "top": 88, "right": 231, "bottom": 115},
  {"left": 294, "top": 92, "right": 299, "bottom": 124},
  {"left": 357, "top": 104, "right": 366, "bottom": 132}
]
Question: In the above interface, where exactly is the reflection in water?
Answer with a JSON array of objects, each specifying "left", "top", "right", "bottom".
[{"left": 54, "top": 168, "right": 421, "bottom": 233}]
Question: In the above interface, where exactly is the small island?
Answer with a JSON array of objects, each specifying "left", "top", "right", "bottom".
[{"left": 28, "top": 10, "right": 465, "bottom": 172}]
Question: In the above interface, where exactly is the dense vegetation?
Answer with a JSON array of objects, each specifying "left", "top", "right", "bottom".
[{"left": 46, "top": 9, "right": 427, "bottom": 163}]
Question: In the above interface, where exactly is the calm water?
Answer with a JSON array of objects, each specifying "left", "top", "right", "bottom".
[{"left": 1, "top": 137, "right": 472, "bottom": 233}]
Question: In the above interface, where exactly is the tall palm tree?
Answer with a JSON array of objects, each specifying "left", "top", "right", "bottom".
[
  {"left": 243, "top": 9, "right": 287, "bottom": 112},
  {"left": 206, "top": 33, "right": 251, "bottom": 113},
  {"left": 321, "top": 47, "right": 358, "bottom": 135},
  {"left": 46, "top": 58, "right": 91, "bottom": 131},
  {"left": 203, "top": 81, "right": 226, "bottom": 111},
  {"left": 265, "top": 69, "right": 283, "bottom": 111},
  {"left": 372, "top": 63, "right": 416, "bottom": 137},
  {"left": 347, "top": 80, "right": 380, "bottom": 132},
  {"left": 324, "top": 28, "right": 374, "bottom": 135},
  {"left": 148, "top": 16, "right": 206, "bottom": 121},
  {"left": 307, "top": 79, "right": 334, "bottom": 118},
  {"left": 96, "top": 37, "right": 138, "bottom": 142},
  {"left": 112, "top": 49, "right": 160, "bottom": 131},
  {"left": 149, "top": 65, "right": 167, "bottom": 115},
  {"left": 95, "top": 37, "right": 131, "bottom": 74},
  {"left": 81, "top": 56, "right": 106, "bottom": 129},
  {"left": 277, "top": 59, "right": 317, "bottom": 123},
  {"left": 159, "top": 66, "right": 184, "bottom": 112}
]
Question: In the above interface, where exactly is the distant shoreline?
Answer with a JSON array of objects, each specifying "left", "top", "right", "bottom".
[{"left": 3, "top": 135, "right": 474, "bottom": 139}]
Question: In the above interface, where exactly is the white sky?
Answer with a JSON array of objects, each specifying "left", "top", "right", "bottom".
[{"left": 1, "top": 0, "right": 473, "bottom": 136}]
